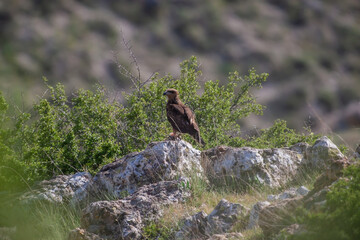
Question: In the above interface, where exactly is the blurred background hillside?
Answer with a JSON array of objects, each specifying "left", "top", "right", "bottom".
[{"left": 0, "top": 0, "right": 359, "bottom": 147}]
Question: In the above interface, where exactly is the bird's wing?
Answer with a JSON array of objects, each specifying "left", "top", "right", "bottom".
[
  {"left": 183, "top": 105, "right": 196, "bottom": 126},
  {"left": 169, "top": 104, "right": 196, "bottom": 124},
  {"left": 169, "top": 104, "right": 185, "bottom": 115},
  {"left": 168, "top": 103, "right": 199, "bottom": 132}
]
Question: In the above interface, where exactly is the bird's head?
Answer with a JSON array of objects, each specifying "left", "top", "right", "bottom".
[{"left": 163, "top": 88, "right": 179, "bottom": 100}]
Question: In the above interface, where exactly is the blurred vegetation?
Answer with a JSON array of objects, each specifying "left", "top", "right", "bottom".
[{"left": 0, "top": 196, "right": 81, "bottom": 240}]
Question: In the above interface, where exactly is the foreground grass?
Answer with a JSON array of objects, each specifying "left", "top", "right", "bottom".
[{"left": 0, "top": 194, "right": 81, "bottom": 240}]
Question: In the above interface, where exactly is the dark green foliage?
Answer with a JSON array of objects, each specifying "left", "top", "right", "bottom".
[
  {"left": 292, "top": 162, "right": 360, "bottom": 240},
  {"left": 0, "top": 56, "right": 317, "bottom": 189},
  {"left": 22, "top": 80, "right": 122, "bottom": 178},
  {"left": 246, "top": 119, "right": 318, "bottom": 149}
]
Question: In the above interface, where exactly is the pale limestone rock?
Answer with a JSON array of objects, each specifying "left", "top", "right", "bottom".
[
  {"left": 204, "top": 146, "right": 305, "bottom": 187},
  {"left": 307, "top": 136, "right": 344, "bottom": 167},
  {"left": 21, "top": 172, "right": 92, "bottom": 204},
  {"left": 93, "top": 140, "right": 203, "bottom": 197},
  {"left": 204, "top": 137, "right": 344, "bottom": 189}
]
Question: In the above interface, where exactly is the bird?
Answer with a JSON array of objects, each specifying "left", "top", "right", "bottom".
[{"left": 163, "top": 88, "right": 205, "bottom": 145}]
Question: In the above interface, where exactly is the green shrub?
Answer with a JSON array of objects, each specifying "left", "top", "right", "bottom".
[
  {"left": 1, "top": 56, "right": 318, "bottom": 188},
  {"left": 22, "top": 81, "right": 122, "bottom": 178},
  {"left": 246, "top": 119, "right": 318, "bottom": 149},
  {"left": 292, "top": 162, "right": 360, "bottom": 240}
]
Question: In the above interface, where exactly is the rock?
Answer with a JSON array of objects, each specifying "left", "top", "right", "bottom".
[
  {"left": 176, "top": 211, "right": 209, "bottom": 240},
  {"left": 93, "top": 140, "right": 203, "bottom": 197},
  {"left": 306, "top": 136, "right": 344, "bottom": 167},
  {"left": 203, "top": 137, "right": 344, "bottom": 189},
  {"left": 175, "top": 199, "right": 249, "bottom": 240},
  {"left": 21, "top": 172, "right": 92, "bottom": 204},
  {"left": 266, "top": 194, "right": 278, "bottom": 202},
  {"left": 258, "top": 197, "right": 303, "bottom": 236},
  {"left": 203, "top": 145, "right": 305, "bottom": 187},
  {"left": 296, "top": 186, "right": 310, "bottom": 196},
  {"left": 208, "top": 232, "right": 244, "bottom": 239},
  {"left": 267, "top": 186, "right": 309, "bottom": 202},
  {"left": 247, "top": 201, "right": 271, "bottom": 229},
  {"left": 207, "top": 199, "right": 249, "bottom": 235},
  {"left": 278, "top": 188, "right": 298, "bottom": 200},
  {"left": 69, "top": 178, "right": 190, "bottom": 240}
]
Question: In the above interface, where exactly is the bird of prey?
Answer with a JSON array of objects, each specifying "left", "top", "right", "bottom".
[{"left": 163, "top": 88, "right": 205, "bottom": 145}]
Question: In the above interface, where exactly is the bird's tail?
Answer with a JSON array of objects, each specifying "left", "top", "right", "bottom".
[{"left": 193, "top": 132, "right": 206, "bottom": 146}]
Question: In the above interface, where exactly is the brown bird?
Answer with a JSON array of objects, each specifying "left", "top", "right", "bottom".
[{"left": 163, "top": 89, "right": 205, "bottom": 145}]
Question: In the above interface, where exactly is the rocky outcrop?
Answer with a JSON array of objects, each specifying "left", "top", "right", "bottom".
[
  {"left": 17, "top": 138, "right": 348, "bottom": 239},
  {"left": 204, "top": 145, "right": 305, "bottom": 187},
  {"left": 69, "top": 178, "right": 190, "bottom": 240},
  {"left": 306, "top": 136, "right": 345, "bottom": 167},
  {"left": 21, "top": 172, "right": 92, "bottom": 204},
  {"left": 175, "top": 199, "right": 249, "bottom": 240},
  {"left": 203, "top": 137, "right": 343, "bottom": 188},
  {"left": 92, "top": 140, "right": 203, "bottom": 198}
]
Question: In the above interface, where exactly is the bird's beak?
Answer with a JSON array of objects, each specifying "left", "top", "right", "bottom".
[{"left": 163, "top": 91, "right": 168, "bottom": 96}]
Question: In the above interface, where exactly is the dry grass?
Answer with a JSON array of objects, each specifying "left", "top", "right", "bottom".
[
  {"left": 158, "top": 166, "right": 322, "bottom": 240},
  {"left": 159, "top": 181, "right": 275, "bottom": 239}
]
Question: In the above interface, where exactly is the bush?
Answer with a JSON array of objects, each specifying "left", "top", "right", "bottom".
[
  {"left": 1, "top": 56, "right": 317, "bottom": 188},
  {"left": 246, "top": 119, "right": 318, "bottom": 149},
  {"left": 22, "top": 81, "right": 122, "bottom": 178},
  {"left": 293, "top": 162, "right": 360, "bottom": 240}
]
